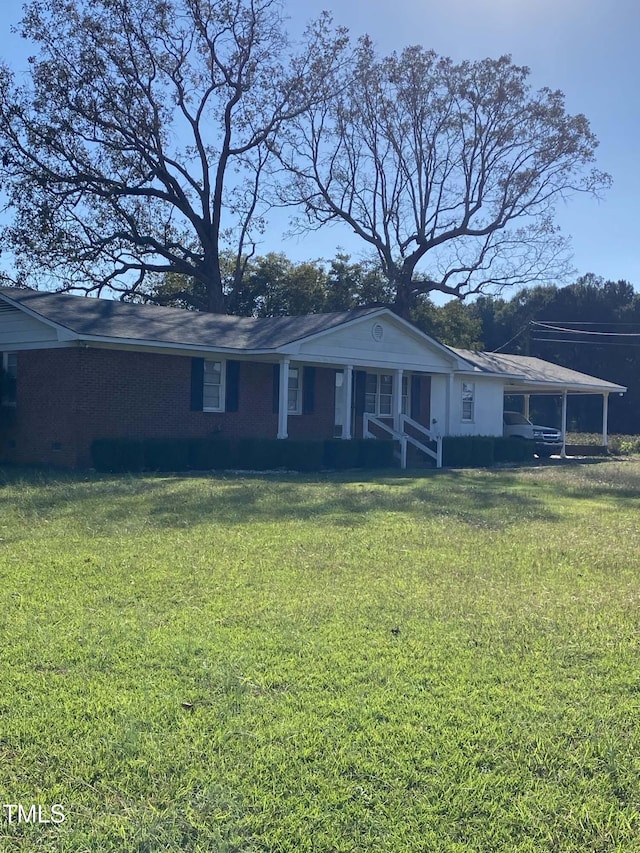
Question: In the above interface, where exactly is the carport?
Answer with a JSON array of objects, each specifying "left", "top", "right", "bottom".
[{"left": 452, "top": 350, "right": 627, "bottom": 456}]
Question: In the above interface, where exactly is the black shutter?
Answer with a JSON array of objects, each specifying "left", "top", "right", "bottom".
[
  {"left": 225, "top": 360, "right": 240, "bottom": 412},
  {"left": 410, "top": 374, "right": 421, "bottom": 420},
  {"left": 302, "top": 366, "right": 316, "bottom": 414},
  {"left": 190, "top": 358, "right": 204, "bottom": 411},
  {"left": 354, "top": 370, "right": 366, "bottom": 416},
  {"left": 272, "top": 363, "right": 280, "bottom": 414}
]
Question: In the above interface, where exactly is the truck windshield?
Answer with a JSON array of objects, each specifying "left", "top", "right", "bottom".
[{"left": 503, "top": 412, "right": 530, "bottom": 425}]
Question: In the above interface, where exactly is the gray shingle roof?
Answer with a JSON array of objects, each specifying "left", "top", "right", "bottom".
[
  {"left": 453, "top": 349, "right": 627, "bottom": 393},
  {"left": 0, "top": 287, "right": 383, "bottom": 351}
]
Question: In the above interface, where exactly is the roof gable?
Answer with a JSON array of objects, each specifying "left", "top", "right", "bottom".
[{"left": 291, "top": 310, "right": 462, "bottom": 371}]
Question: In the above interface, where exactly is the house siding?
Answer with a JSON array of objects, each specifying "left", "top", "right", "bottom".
[{"left": 0, "top": 348, "right": 338, "bottom": 468}]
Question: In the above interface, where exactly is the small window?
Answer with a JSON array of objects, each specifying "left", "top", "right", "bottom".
[
  {"left": 462, "top": 381, "right": 475, "bottom": 422},
  {"left": 203, "top": 360, "right": 224, "bottom": 411},
  {"left": 2, "top": 352, "right": 17, "bottom": 406},
  {"left": 288, "top": 366, "right": 301, "bottom": 414}
]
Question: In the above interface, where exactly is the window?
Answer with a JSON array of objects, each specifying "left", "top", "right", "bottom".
[
  {"left": 364, "top": 372, "right": 408, "bottom": 416},
  {"left": 288, "top": 366, "right": 301, "bottom": 414},
  {"left": 203, "top": 360, "right": 224, "bottom": 411},
  {"left": 2, "top": 352, "right": 17, "bottom": 406},
  {"left": 462, "top": 381, "right": 475, "bottom": 422}
]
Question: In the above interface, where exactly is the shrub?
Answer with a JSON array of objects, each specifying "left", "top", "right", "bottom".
[
  {"left": 471, "top": 436, "right": 495, "bottom": 467},
  {"left": 143, "top": 439, "right": 190, "bottom": 472},
  {"left": 91, "top": 438, "right": 145, "bottom": 472},
  {"left": 493, "top": 437, "right": 535, "bottom": 464},
  {"left": 617, "top": 436, "right": 640, "bottom": 455},
  {"left": 236, "top": 438, "right": 287, "bottom": 470},
  {"left": 442, "top": 435, "right": 508, "bottom": 468},
  {"left": 188, "top": 438, "right": 236, "bottom": 470},
  {"left": 280, "top": 441, "right": 325, "bottom": 472},
  {"left": 357, "top": 438, "right": 395, "bottom": 469},
  {"left": 442, "top": 436, "right": 474, "bottom": 468},
  {"left": 323, "top": 439, "right": 360, "bottom": 470}
]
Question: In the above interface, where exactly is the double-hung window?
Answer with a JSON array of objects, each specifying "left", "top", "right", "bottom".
[
  {"left": 364, "top": 372, "right": 408, "bottom": 416},
  {"left": 1, "top": 352, "right": 17, "bottom": 406},
  {"left": 461, "top": 381, "right": 475, "bottom": 422},
  {"left": 203, "top": 360, "right": 224, "bottom": 411},
  {"left": 288, "top": 366, "right": 302, "bottom": 414}
]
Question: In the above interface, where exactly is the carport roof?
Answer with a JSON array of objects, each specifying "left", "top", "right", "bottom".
[{"left": 452, "top": 350, "right": 627, "bottom": 395}]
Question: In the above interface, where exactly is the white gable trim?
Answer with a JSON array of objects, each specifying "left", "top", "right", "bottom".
[{"left": 0, "top": 291, "right": 77, "bottom": 341}]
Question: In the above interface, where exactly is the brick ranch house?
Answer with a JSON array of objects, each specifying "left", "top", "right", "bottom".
[{"left": 0, "top": 287, "right": 626, "bottom": 469}]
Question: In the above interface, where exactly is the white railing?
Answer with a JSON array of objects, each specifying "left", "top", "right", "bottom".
[
  {"left": 399, "top": 414, "right": 442, "bottom": 468},
  {"left": 362, "top": 413, "right": 442, "bottom": 469}
]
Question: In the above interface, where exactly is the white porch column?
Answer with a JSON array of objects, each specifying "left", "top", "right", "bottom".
[
  {"left": 277, "top": 357, "right": 290, "bottom": 439},
  {"left": 560, "top": 388, "right": 568, "bottom": 458},
  {"left": 523, "top": 394, "right": 530, "bottom": 420},
  {"left": 602, "top": 392, "right": 609, "bottom": 448},
  {"left": 446, "top": 374, "right": 454, "bottom": 435},
  {"left": 393, "top": 368, "right": 404, "bottom": 432},
  {"left": 342, "top": 365, "right": 353, "bottom": 440}
]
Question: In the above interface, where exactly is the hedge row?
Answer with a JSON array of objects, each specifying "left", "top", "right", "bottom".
[
  {"left": 91, "top": 434, "right": 534, "bottom": 473},
  {"left": 91, "top": 437, "right": 395, "bottom": 473},
  {"left": 442, "top": 435, "right": 535, "bottom": 468}
]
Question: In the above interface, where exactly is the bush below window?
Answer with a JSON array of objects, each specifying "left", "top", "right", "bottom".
[{"left": 91, "top": 434, "right": 536, "bottom": 473}]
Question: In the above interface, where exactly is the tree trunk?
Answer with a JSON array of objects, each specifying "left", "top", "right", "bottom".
[
  {"left": 202, "top": 252, "right": 226, "bottom": 314},
  {"left": 392, "top": 277, "right": 413, "bottom": 321}
]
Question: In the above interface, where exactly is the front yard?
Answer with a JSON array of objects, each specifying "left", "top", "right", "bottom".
[{"left": 1, "top": 460, "right": 640, "bottom": 851}]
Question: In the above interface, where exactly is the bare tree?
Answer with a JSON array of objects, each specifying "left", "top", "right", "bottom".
[
  {"left": 0, "top": 0, "right": 348, "bottom": 311},
  {"left": 273, "top": 42, "right": 611, "bottom": 318}
]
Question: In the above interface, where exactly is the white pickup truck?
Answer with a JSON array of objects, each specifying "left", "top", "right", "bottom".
[{"left": 503, "top": 411, "right": 563, "bottom": 458}]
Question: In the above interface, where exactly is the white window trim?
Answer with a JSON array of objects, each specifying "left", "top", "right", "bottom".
[
  {"left": 364, "top": 371, "right": 408, "bottom": 417},
  {"left": 202, "top": 359, "right": 226, "bottom": 412},
  {"left": 287, "top": 365, "right": 302, "bottom": 415},
  {"left": 2, "top": 351, "right": 17, "bottom": 407},
  {"left": 461, "top": 381, "right": 475, "bottom": 423}
]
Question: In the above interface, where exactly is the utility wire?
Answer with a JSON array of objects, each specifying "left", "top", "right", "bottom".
[
  {"left": 532, "top": 321, "right": 640, "bottom": 338},
  {"left": 537, "top": 320, "right": 640, "bottom": 327},
  {"left": 531, "top": 338, "right": 640, "bottom": 349},
  {"left": 489, "top": 322, "right": 531, "bottom": 353}
]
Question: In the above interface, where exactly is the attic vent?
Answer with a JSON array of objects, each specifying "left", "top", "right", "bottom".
[
  {"left": 371, "top": 322, "right": 384, "bottom": 342},
  {"left": 0, "top": 302, "right": 19, "bottom": 314}
]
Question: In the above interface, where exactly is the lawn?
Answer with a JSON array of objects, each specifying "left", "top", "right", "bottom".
[{"left": 1, "top": 459, "right": 640, "bottom": 852}]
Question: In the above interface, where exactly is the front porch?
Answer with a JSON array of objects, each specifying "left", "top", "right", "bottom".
[{"left": 273, "top": 359, "right": 443, "bottom": 468}]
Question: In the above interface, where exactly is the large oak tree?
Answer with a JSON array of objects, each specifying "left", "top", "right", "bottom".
[
  {"left": 0, "top": 0, "right": 348, "bottom": 311},
  {"left": 273, "top": 42, "right": 611, "bottom": 318}
]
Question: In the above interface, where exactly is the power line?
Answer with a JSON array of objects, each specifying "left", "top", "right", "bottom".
[
  {"left": 537, "top": 320, "right": 640, "bottom": 327},
  {"left": 489, "top": 322, "right": 530, "bottom": 353},
  {"left": 531, "top": 338, "right": 640, "bottom": 349},
  {"left": 532, "top": 321, "right": 640, "bottom": 338}
]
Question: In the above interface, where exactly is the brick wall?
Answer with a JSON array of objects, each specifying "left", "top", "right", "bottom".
[{"left": 0, "top": 347, "right": 338, "bottom": 468}]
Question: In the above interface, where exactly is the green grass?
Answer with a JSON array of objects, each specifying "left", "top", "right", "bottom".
[{"left": 2, "top": 460, "right": 640, "bottom": 851}]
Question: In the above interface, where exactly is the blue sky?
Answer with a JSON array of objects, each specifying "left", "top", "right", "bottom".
[{"left": 1, "top": 0, "right": 638, "bottom": 292}]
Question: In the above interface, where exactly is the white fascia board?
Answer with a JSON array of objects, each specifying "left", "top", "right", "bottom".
[
  {"left": 456, "top": 367, "right": 527, "bottom": 382},
  {"left": 81, "top": 336, "right": 278, "bottom": 358},
  {"left": 506, "top": 380, "right": 627, "bottom": 395},
  {"left": 0, "top": 340, "right": 77, "bottom": 351},
  {"left": 275, "top": 351, "right": 455, "bottom": 371}
]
